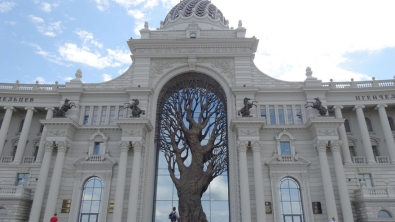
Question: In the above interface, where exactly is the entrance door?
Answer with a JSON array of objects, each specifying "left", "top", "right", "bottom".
[
  {"left": 79, "top": 213, "right": 98, "bottom": 222},
  {"left": 283, "top": 215, "right": 303, "bottom": 222}
]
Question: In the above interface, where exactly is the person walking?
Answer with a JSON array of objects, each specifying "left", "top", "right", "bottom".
[
  {"left": 50, "top": 213, "right": 58, "bottom": 222},
  {"left": 331, "top": 217, "right": 336, "bottom": 222},
  {"left": 169, "top": 206, "right": 180, "bottom": 222}
]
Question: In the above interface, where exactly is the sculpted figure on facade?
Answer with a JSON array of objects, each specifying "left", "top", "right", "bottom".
[
  {"left": 54, "top": 98, "right": 75, "bottom": 118},
  {"left": 306, "top": 97, "right": 327, "bottom": 116},
  {"left": 238, "top": 97, "right": 257, "bottom": 117},
  {"left": 125, "top": 99, "right": 145, "bottom": 117}
]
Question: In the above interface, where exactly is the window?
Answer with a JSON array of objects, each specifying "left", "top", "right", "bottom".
[
  {"left": 117, "top": 106, "right": 124, "bottom": 119},
  {"left": 260, "top": 106, "right": 266, "bottom": 118},
  {"left": 93, "top": 142, "right": 101, "bottom": 155},
  {"left": 0, "top": 118, "right": 3, "bottom": 129},
  {"left": 365, "top": 117, "right": 373, "bottom": 132},
  {"left": 269, "top": 106, "right": 276, "bottom": 125},
  {"left": 83, "top": 107, "right": 90, "bottom": 125},
  {"left": 296, "top": 106, "right": 303, "bottom": 124},
  {"left": 287, "top": 106, "right": 294, "bottom": 124},
  {"left": 33, "top": 146, "right": 39, "bottom": 160},
  {"left": 18, "top": 119, "right": 24, "bottom": 132},
  {"left": 92, "top": 107, "right": 99, "bottom": 125},
  {"left": 388, "top": 117, "right": 395, "bottom": 131},
  {"left": 109, "top": 106, "right": 116, "bottom": 125},
  {"left": 78, "top": 177, "right": 103, "bottom": 222},
  {"left": 372, "top": 146, "right": 379, "bottom": 157},
  {"left": 100, "top": 107, "right": 107, "bottom": 125},
  {"left": 39, "top": 124, "right": 44, "bottom": 133},
  {"left": 280, "top": 177, "right": 304, "bottom": 222},
  {"left": 15, "top": 173, "right": 29, "bottom": 187},
  {"left": 278, "top": 106, "right": 285, "bottom": 125},
  {"left": 0, "top": 208, "right": 7, "bottom": 216},
  {"left": 344, "top": 119, "right": 351, "bottom": 132},
  {"left": 280, "top": 142, "right": 291, "bottom": 155},
  {"left": 349, "top": 146, "right": 356, "bottom": 157},
  {"left": 358, "top": 174, "right": 372, "bottom": 187},
  {"left": 11, "top": 146, "right": 17, "bottom": 159},
  {"left": 378, "top": 210, "right": 392, "bottom": 218}
]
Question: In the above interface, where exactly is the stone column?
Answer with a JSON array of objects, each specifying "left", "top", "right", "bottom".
[
  {"left": 333, "top": 106, "right": 352, "bottom": 164},
  {"left": 237, "top": 141, "right": 252, "bottom": 222},
  {"left": 317, "top": 141, "right": 338, "bottom": 220},
  {"left": 34, "top": 107, "right": 54, "bottom": 164},
  {"left": 127, "top": 141, "right": 144, "bottom": 222},
  {"left": 43, "top": 141, "right": 69, "bottom": 222},
  {"left": 251, "top": 141, "right": 266, "bottom": 222},
  {"left": 0, "top": 106, "right": 14, "bottom": 156},
  {"left": 13, "top": 107, "right": 36, "bottom": 164},
  {"left": 29, "top": 141, "right": 54, "bottom": 222},
  {"left": 353, "top": 105, "right": 375, "bottom": 163},
  {"left": 331, "top": 141, "right": 354, "bottom": 221},
  {"left": 112, "top": 141, "right": 130, "bottom": 222},
  {"left": 376, "top": 104, "right": 395, "bottom": 163}
]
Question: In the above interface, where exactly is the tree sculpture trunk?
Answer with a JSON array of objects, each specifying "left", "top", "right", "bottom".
[{"left": 157, "top": 74, "right": 228, "bottom": 222}]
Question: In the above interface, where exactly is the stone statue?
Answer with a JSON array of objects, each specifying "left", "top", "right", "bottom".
[
  {"left": 307, "top": 97, "right": 327, "bottom": 116},
  {"left": 238, "top": 97, "right": 257, "bottom": 117},
  {"left": 54, "top": 99, "right": 76, "bottom": 117},
  {"left": 125, "top": 99, "right": 145, "bottom": 117}
]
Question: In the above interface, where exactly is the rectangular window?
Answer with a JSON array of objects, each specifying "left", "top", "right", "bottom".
[
  {"left": 33, "top": 146, "right": 39, "bottom": 160},
  {"left": 15, "top": 173, "right": 29, "bottom": 187},
  {"left": 92, "top": 106, "right": 99, "bottom": 125},
  {"left": 118, "top": 106, "right": 124, "bottom": 119},
  {"left": 260, "top": 106, "right": 266, "bottom": 118},
  {"left": 287, "top": 105, "right": 294, "bottom": 124},
  {"left": 280, "top": 142, "right": 291, "bottom": 155},
  {"left": 296, "top": 105, "right": 303, "bottom": 124},
  {"left": 39, "top": 124, "right": 44, "bottom": 133},
  {"left": 100, "top": 107, "right": 107, "bottom": 125},
  {"left": 109, "top": 106, "right": 116, "bottom": 125},
  {"left": 83, "top": 107, "right": 90, "bottom": 125},
  {"left": 278, "top": 106, "right": 285, "bottom": 125},
  {"left": 93, "top": 142, "right": 101, "bottom": 155},
  {"left": 11, "top": 146, "right": 17, "bottom": 159},
  {"left": 358, "top": 173, "right": 373, "bottom": 187},
  {"left": 269, "top": 105, "right": 276, "bottom": 125},
  {"left": 372, "top": 146, "right": 379, "bottom": 157},
  {"left": 349, "top": 146, "right": 356, "bottom": 157}
]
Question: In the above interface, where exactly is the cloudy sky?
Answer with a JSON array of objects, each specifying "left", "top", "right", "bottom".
[{"left": 1, "top": 0, "right": 394, "bottom": 84}]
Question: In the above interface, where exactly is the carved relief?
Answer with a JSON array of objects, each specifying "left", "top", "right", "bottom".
[
  {"left": 123, "top": 130, "right": 142, "bottom": 136},
  {"left": 197, "top": 58, "right": 235, "bottom": 77},
  {"left": 48, "top": 130, "right": 66, "bottom": 136},
  {"left": 239, "top": 129, "right": 258, "bottom": 136},
  {"left": 318, "top": 129, "right": 337, "bottom": 136},
  {"left": 150, "top": 59, "right": 187, "bottom": 81}
]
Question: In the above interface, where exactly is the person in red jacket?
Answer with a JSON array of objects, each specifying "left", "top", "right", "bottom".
[{"left": 50, "top": 213, "right": 58, "bottom": 222}]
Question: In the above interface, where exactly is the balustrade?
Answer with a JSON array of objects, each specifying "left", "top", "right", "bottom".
[
  {"left": 0, "top": 156, "right": 13, "bottom": 163},
  {"left": 22, "top": 156, "right": 35, "bottom": 164},
  {"left": 324, "top": 79, "right": 395, "bottom": 89},
  {"left": 352, "top": 156, "right": 366, "bottom": 164},
  {"left": 0, "top": 186, "right": 31, "bottom": 198},
  {"left": 355, "top": 186, "right": 395, "bottom": 199},
  {"left": 376, "top": 156, "right": 390, "bottom": 164},
  {"left": 280, "top": 155, "right": 293, "bottom": 162}
]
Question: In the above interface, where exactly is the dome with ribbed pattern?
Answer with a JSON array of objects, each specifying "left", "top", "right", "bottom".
[{"left": 162, "top": 0, "right": 228, "bottom": 29}]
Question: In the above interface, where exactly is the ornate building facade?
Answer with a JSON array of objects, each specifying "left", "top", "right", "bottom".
[{"left": 0, "top": 0, "right": 395, "bottom": 221}]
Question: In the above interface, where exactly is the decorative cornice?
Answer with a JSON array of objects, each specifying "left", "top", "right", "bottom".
[{"left": 230, "top": 118, "right": 265, "bottom": 131}]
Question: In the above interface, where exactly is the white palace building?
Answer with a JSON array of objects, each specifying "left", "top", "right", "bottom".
[{"left": 1, "top": 0, "right": 395, "bottom": 221}]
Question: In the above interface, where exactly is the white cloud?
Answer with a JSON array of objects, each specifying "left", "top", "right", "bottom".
[
  {"left": 75, "top": 30, "right": 103, "bottom": 48},
  {"left": 64, "top": 14, "right": 76, "bottom": 21},
  {"left": 40, "top": 2, "right": 51, "bottom": 12},
  {"left": 118, "top": 66, "right": 129, "bottom": 74},
  {"left": 0, "top": 1, "right": 16, "bottom": 13},
  {"left": 95, "top": 0, "right": 110, "bottom": 11},
  {"left": 28, "top": 15, "right": 62, "bottom": 37},
  {"left": 102, "top": 74, "right": 112, "bottom": 81},
  {"left": 5, "top": 20, "right": 16, "bottom": 25},
  {"left": 203, "top": 0, "right": 395, "bottom": 81},
  {"left": 28, "top": 15, "right": 44, "bottom": 23},
  {"left": 58, "top": 43, "right": 130, "bottom": 69},
  {"left": 64, "top": 76, "right": 73, "bottom": 82},
  {"left": 29, "top": 43, "right": 70, "bottom": 66},
  {"left": 34, "top": 76, "right": 46, "bottom": 84},
  {"left": 127, "top": 9, "right": 144, "bottom": 19}
]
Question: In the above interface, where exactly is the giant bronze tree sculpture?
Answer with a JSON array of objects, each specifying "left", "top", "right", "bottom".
[{"left": 157, "top": 73, "right": 228, "bottom": 222}]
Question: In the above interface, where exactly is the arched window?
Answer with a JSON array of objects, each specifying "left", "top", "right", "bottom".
[
  {"left": 378, "top": 210, "right": 392, "bottom": 218},
  {"left": 18, "top": 119, "right": 25, "bottom": 132},
  {"left": 0, "top": 208, "right": 7, "bottom": 216},
  {"left": 78, "top": 177, "right": 103, "bottom": 222},
  {"left": 280, "top": 177, "right": 304, "bottom": 222},
  {"left": 344, "top": 119, "right": 351, "bottom": 132},
  {"left": 388, "top": 117, "right": 395, "bottom": 131},
  {"left": 365, "top": 117, "right": 373, "bottom": 132}
]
